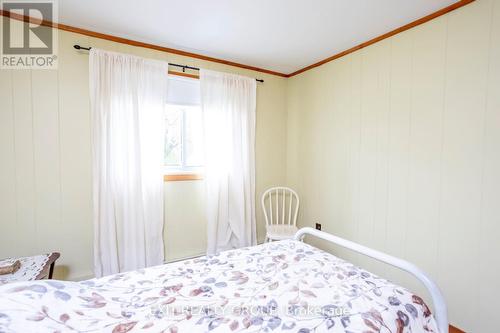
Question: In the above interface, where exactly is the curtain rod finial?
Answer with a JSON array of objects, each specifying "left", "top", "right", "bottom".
[{"left": 74, "top": 45, "right": 91, "bottom": 51}]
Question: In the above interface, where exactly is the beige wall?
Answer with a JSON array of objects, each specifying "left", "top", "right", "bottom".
[
  {"left": 163, "top": 180, "right": 206, "bottom": 262},
  {"left": 286, "top": 0, "right": 499, "bottom": 331},
  {"left": 0, "top": 16, "right": 288, "bottom": 280}
]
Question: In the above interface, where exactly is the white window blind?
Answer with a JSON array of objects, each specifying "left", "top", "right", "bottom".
[{"left": 166, "top": 75, "right": 200, "bottom": 106}]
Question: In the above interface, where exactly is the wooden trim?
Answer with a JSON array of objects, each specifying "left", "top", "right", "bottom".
[
  {"left": 168, "top": 70, "right": 199, "bottom": 80},
  {"left": 164, "top": 174, "right": 203, "bottom": 182},
  {"left": 0, "top": 9, "right": 287, "bottom": 78},
  {"left": 1, "top": 0, "right": 475, "bottom": 78},
  {"left": 286, "top": 0, "right": 475, "bottom": 77},
  {"left": 449, "top": 324, "right": 466, "bottom": 333}
]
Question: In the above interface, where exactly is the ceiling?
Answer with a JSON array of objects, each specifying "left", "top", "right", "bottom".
[{"left": 58, "top": 0, "right": 460, "bottom": 75}]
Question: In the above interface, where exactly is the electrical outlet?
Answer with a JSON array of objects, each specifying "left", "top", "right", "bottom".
[{"left": 315, "top": 223, "right": 321, "bottom": 231}]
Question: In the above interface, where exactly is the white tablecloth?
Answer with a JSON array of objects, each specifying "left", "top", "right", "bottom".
[{"left": 0, "top": 253, "right": 59, "bottom": 284}]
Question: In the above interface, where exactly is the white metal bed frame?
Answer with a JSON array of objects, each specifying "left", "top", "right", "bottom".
[{"left": 294, "top": 227, "right": 448, "bottom": 333}]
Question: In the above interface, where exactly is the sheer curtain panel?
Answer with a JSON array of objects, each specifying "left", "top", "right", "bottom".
[
  {"left": 200, "top": 69, "right": 257, "bottom": 255},
  {"left": 89, "top": 49, "right": 168, "bottom": 277}
]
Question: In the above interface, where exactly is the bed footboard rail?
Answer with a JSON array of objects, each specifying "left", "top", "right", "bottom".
[{"left": 294, "top": 227, "right": 448, "bottom": 333}]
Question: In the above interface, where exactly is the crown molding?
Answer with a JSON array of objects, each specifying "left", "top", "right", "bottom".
[
  {"left": 1, "top": 0, "right": 475, "bottom": 78},
  {"left": 0, "top": 9, "right": 288, "bottom": 78},
  {"left": 286, "top": 0, "right": 475, "bottom": 77}
]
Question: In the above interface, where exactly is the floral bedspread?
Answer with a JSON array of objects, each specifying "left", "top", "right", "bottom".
[{"left": 0, "top": 240, "right": 438, "bottom": 332}]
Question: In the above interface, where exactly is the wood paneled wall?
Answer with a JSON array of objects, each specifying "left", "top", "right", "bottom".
[
  {"left": 286, "top": 1, "right": 500, "bottom": 331},
  {"left": 0, "top": 30, "right": 93, "bottom": 280}
]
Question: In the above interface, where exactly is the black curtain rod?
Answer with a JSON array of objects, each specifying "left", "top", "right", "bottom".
[{"left": 74, "top": 45, "right": 264, "bottom": 83}]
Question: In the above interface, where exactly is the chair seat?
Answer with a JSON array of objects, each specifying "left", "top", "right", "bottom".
[{"left": 266, "top": 225, "right": 298, "bottom": 241}]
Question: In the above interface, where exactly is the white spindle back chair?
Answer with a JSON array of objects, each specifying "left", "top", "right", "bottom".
[{"left": 261, "top": 187, "right": 299, "bottom": 242}]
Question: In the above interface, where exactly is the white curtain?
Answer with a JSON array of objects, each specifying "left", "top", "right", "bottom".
[
  {"left": 89, "top": 49, "right": 168, "bottom": 277},
  {"left": 200, "top": 69, "right": 257, "bottom": 255}
]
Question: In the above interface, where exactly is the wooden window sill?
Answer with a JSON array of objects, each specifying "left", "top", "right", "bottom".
[{"left": 164, "top": 174, "right": 203, "bottom": 182}]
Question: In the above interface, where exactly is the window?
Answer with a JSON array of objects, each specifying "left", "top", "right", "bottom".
[
  {"left": 164, "top": 75, "right": 203, "bottom": 177},
  {"left": 164, "top": 104, "right": 203, "bottom": 173}
]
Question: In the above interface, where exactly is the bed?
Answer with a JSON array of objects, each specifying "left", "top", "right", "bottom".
[{"left": 0, "top": 228, "right": 446, "bottom": 333}]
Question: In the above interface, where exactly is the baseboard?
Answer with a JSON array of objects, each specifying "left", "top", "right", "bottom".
[
  {"left": 164, "top": 253, "right": 204, "bottom": 264},
  {"left": 69, "top": 273, "right": 95, "bottom": 281},
  {"left": 449, "top": 324, "right": 465, "bottom": 333}
]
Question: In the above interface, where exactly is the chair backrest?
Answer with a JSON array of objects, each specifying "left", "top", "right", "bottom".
[{"left": 261, "top": 187, "right": 299, "bottom": 227}]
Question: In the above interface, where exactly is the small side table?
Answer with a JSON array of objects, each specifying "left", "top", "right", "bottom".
[{"left": 0, "top": 252, "right": 60, "bottom": 285}]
